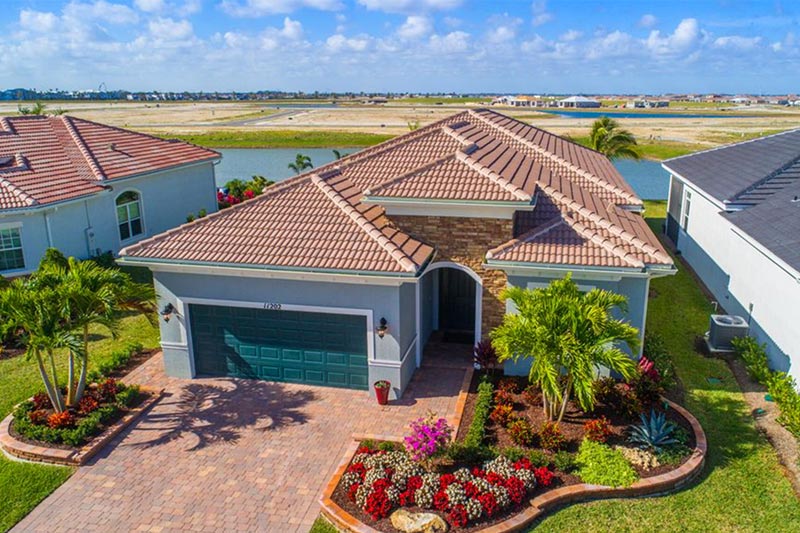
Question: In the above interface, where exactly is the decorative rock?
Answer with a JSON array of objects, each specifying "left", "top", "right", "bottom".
[{"left": 389, "top": 509, "right": 448, "bottom": 533}]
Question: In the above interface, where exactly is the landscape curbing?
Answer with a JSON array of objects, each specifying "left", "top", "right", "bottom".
[
  {"left": 319, "top": 396, "right": 707, "bottom": 533},
  {"left": 0, "top": 387, "right": 164, "bottom": 466}
]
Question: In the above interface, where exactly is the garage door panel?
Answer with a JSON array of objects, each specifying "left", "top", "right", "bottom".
[{"left": 190, "top": 304, "right": 369, "bottom": 390}]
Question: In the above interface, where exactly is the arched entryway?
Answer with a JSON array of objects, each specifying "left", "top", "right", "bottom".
[{"left": 416, "top": 262, "right": 482, "bottom": 367}]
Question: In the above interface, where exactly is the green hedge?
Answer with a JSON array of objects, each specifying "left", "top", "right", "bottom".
[
  {"left": 447, "top": 377, "right": 496, "bottom": 463},
  {"left": 87, "top": 342, "right": 144, "bottom": 382}
]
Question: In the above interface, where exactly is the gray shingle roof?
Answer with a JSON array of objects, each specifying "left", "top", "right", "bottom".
[{"left": 663, "top": 128, "right": 800, "bottom": 204}]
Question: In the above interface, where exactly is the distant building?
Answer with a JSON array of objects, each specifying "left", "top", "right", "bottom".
[
  {"left": 625, "top": 100, "right": 669, "bottom": 109},
  {"left": 557, "top": 96, "right": 601, "bottom": 108}
]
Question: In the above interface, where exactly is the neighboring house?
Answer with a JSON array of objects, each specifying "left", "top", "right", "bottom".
[
  {"left": 120, "top": 109, "right": 674, "bottom": 398},
  {"left": 663, "top": 130, "right": 800, "bottom": 383},
  {"left": 0, "top": 115, "right": 219, "bottom": 274},
  {"left": 557, "top": 96, "right": 601, "bottom": 108}
]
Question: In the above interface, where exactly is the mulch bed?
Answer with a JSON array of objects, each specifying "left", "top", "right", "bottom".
[{"left": 0, "top": 346, "right": 25, "bottom": 361}]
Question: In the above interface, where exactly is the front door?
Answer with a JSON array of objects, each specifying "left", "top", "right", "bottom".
[{"left": 438, "top": 268, "right": 476, "bottom": 335}]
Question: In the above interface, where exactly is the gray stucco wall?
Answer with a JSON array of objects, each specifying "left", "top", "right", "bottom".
[
  {"left": 502, "top": 273, "right": 649, "bottom": 376},
  {"left": 419, "top": 271, "right": 435, "bottom": 347},
  {"left": 0, "top": 161, "right": 217, "bottom": 275},
  {"left": 153, "top": 270, "right": 418, "bottom": 399}
]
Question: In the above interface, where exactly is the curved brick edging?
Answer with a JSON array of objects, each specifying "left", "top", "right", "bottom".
[
  {"left": 0, "top": 387, "right": 164, "bottom": 466},
  {"left": 320, "top": 396, "right": 707, "bottom": 533}
]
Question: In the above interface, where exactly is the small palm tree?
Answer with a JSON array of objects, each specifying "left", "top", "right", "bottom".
[
  {"left": 589, "top": 116, "right": 641, "bottom": 160},
  {"left": 491, "top": 275, "right": 639, "bottom": 422},
  {"left": 18, "top": 102, "right": 47, "bottom": 115},
  {"left": 332, "top": 149, "right": 348, "bottom": 160},
  {"left": 288, "top": 153, "right": 313, "bottom": 174}
]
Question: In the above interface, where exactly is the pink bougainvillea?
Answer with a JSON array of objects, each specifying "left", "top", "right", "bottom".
[{"left": 403, "top": 415, "right": 452, "bottom": 463}]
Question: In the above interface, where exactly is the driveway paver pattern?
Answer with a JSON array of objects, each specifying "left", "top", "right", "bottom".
[{"left": 13, "top": 354, "right": 466, "bottom": 533}]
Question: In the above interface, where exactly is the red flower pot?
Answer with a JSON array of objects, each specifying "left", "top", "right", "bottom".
[{"left": 374, "top": 381, "right": 391, "bottom": 405}]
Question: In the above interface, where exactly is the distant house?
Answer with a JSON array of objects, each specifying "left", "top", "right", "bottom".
[
  {"left": 557, "top": 96, "right": 601, "bottom": 108},
  {"left": 0, "top": 115, "right": 219, "bottom": 275},
  {"left": 662, "top": 130, "right": 800, "bottom": 383}
]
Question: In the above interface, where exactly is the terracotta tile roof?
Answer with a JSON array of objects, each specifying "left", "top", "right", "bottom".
[
  {"left": 121, "top": 109, "right": 670, "bottom": 274},
  {"left": 0, "top": 115, "right": 219, "bottom": 210}
]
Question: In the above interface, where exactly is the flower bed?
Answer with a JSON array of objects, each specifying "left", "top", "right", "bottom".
[{"left": 10, "top": 378, "right": 145, "bottom": 449}]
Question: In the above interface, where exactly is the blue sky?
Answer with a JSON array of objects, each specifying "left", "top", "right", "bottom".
[{"left": 2, "top": 1, "right": 799, "bottom": 93}]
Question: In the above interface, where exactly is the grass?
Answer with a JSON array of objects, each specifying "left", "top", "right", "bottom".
[
  {"left": 160, "top": 130, "right": 395, "bottom": 149},
  {"left": 570, "top": 135, "right": 705, "bottom": 161},
  {"left": 391, "top": 97, "right": 491, "bottom": 105},
  {"left": 309, "top": 516, "right": 340, "bottom": 533},
  {"left": 529, "top": 200, "right": 800, "bottom": 532},
  {"left": 0, "top": 284, "right": 160, "bottom": 532}
]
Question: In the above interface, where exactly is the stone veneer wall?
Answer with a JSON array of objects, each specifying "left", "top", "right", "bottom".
[{"left": 388, "top": 215, "right": 512, "bottom": 336}]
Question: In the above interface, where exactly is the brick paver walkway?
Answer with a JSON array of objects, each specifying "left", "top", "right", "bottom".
[{"left": 13, "top": 354, "right": 466, "bottom": 533}]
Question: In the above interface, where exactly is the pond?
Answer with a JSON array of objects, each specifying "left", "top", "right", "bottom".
[{"left": 215, "top": 148, "right": 670, "bottom": 200}]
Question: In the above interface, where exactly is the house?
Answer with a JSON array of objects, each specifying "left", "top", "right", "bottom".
[
  {"left": 557, "top": 96, "right": 601, "bottom": 108},
  {"left": 662, "top": 130, "right": 800, "bottom": 383},
  {"left": 119, "top": 109, "right": 674, "bottom": 399},
  {"left": 0, "top": 115, "right": 219, "bottom": 275}
]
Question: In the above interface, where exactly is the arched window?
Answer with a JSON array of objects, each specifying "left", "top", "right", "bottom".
[{"left": 116, "top": 191, "right": 143, "bottom": 241}]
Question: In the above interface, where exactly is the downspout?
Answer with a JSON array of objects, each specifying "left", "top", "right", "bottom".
[{"left": 44, "top": 211, "right": 54, "bottom": 248}]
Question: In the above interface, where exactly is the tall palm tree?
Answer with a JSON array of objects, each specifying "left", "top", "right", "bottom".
[
  {"left": 491, "top": 275, "right": 639, "bottom": 422},
  {"left": 288, "top": 153, "right": 313, "bottom": 174},
  {"left": 589, "top": 116, "right": 641, "bottom": 160}
]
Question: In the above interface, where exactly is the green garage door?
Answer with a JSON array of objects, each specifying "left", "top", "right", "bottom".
[{"left": 189, "top": 304, "right": 369, "bottom": 390}]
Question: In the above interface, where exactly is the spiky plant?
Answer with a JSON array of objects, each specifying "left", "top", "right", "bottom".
[{"left": 628, "top": 409, "right": 679, "bottom": 452}]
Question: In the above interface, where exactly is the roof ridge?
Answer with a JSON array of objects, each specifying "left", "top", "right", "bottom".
[
  {"left": 363, "top": 152, "right": 457, "bottom": 196},
  {"left": 563, "top": 213, "right": 645, "bottom": 268},
  {"left": 59, "top": 116, "right": 106, "bottom": 181},
  {"left": 0, "top": 117, "right": 15, "bottom": 135},
  {"left": 468, "top": 109, "right": 640, "bottom": 205},
  {"left": 663, "top": 127, "right": 800, "bottom": 164},
  {"left": 311, "top": 174, "right": 418, "bottom": 273},
  {"left": 538, "top": 182, "right": 670, "bottom": 264},
  {"left": 0, "top": 175, "right": 37, "bottom": 206},
  {"left": 486, "top": 217, "right": 563, "bottom": 259},
  {"left": 454, "top": 148, "right": 532, "bottom": 202}
]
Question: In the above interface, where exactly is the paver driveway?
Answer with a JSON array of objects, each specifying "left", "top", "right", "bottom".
[{"left": 13, "top": 354, "right": 466, "bottom": 533}]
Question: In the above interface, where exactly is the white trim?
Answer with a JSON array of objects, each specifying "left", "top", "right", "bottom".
[
  {"left": 0, "top": 221, "right": 23, "bottom": 230},
  {"left": 494, "top": 264, "right": 629, "bottom": 281},
  {"left": 119, "top": 259, "right": 415, "bottom": 286},
  {"left": 378, "top": 201, "right": 532, "bottom": 219},
  {"left": 175, "top": 296, "right": 377, "bottom": 366},
  {"left": 419, "top": 261, "right": 483, "bottom": 348},
  {"left": 415, "top": 281, "right": 422, "bottom": 368},
  {"left": 160, "top": 340, "right": 188, "bottom": 350},
  {"left": 175, "top": 297, "right": 195, "bottom": 377},
  {"left": 663, "top": 167, "right": 727, "bottom": 210},
  {"left": 639, "top": 277, "right": 651, "bottom": 357},
  {"left": 376, "top": 336, "right": 417, "bottom": 369}
]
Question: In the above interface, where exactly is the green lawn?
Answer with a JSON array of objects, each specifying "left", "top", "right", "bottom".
[
  {"left": 529, "top": 201, "right": 800, "bottom": 532},
  {"left": 0, "top": 306, "right": 160, "bottom": 532},
  {"left": 570, "top": 135, "right": 705, "bottom": 160},
  {"left": 160, "top": 130, "right": 395, "bottom": 149}
]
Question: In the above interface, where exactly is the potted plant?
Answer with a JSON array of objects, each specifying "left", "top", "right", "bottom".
[{"left": 373, "top": 380, "right": 391, "bottom": 405}]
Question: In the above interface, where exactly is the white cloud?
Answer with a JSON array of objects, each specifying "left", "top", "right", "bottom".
[
  {"left": 429, "top": 30, "right": 469, "bottom": 53},
  {"left": 638, "top": 14, "right": 657, "bottom": 28},
  {"left": 646, "top": 18, "right": 701, "bottom": 56},
  {"left": 134, "top": 0, "right": 164, "bottom": 12},
  {"left": 357, "top": 0, "right": 462, "bottom": 13},
  {"left": 531, "top": 0, "right": 553, "bottom": 27},
  {"left": 713, "top": 35, "right": 762, "bottom": 50},
  {"left": 486, "top": 14, "right": 522, "bottom": 44},
  {"left": 221, "top": 0, "right": 343, "bottom": 17},
  {"left": 149, "top": 17, "right": 193, "bottom": 39},
  {"left": 587, "top": 30, "right": 636, "bottom": 59},
  {"left": 19, "top": 10, "right": 59, "bottom": 33},
  {"left": 443, "top": 16, "right": 461, "bottom": 28},
  {"left": 63, "top": 1, "right": 139, "bottom": 25},
  {"left": 397, "top": 16, "right": 432, "bottom": 40},
  {"left": 560, "top": 29, "right": 582, "bottom": 42},
  {"left": 326, "top": 34, "right": 369, "bottom": 52}
]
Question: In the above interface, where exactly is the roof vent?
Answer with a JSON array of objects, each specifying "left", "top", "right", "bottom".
[
  {"left": 0, "top": 156, "right": 13, "bottom": 168},
  {"left": 792, "top": 195, "right": 799, "bottom": 203},
  {"left": 109, "top": 143, "right": 116, "bottom": 151}
]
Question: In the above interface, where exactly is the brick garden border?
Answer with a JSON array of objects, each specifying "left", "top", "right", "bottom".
[
  {"left": 319, "top": 397, "right": 707, "bottom": 533},
  {"left": 0, "top": 387, "right": 164, "bottom": 466}
]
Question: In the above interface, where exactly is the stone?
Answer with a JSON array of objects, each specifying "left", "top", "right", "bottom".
[{"left": 389, "top": 509, "right": 448, "bottom": 533}]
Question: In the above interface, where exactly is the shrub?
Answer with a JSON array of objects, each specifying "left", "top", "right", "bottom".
[
  {"left": 78, "top": 395, "right": 100, "bottom": 414},
  {"left": 657, "top": 444, "right": 693, "bottom": 466},
  {"left": 576, "top": 439, "right": 638, "bottom": 487},
  {"left": 88, "top": 342, "right": 144, "bottom": 382},
  {"left": 732, "top": 336, "right": 771, "bottom": 384},
  {"left": 99, "top": 378, "right": 119, "bottom": 401},
  {"left": 489, "top": 404, "right": 516, "bottom": 427},
  {"left": 522, "top": 385, "right": 539, "bottom": 406},
  {"left": 500, "top": 446, "right": 526, "bottom": 462},
  {"left": 538, "top": 421, "right": 566, "bottom": 451},
  {"left": 116, "top": 385, "right": 141, "bottom": 408},
  {"left": 32, "top": 392, "right": 51, "bottom": 411},
  {"left": 552, "top": 451, "right": 576, "bottom": 473},
  {"left": 583, "top": 416, "right": 612, "bottom": 443},
  {"left": 447, "top": 443, "right": 497, "bottom": 464},
  {"left": 628, "top": 410, "right": 678, "bottom": 452},
  {"left": 474, "top": 340, "right": 498, "bottom": 370},
  {"left": 47, "top": 411, "right": 76, "bottom": 429},
  {"left": 507, "top": 419, "right": 536, "bottom": 446},
  {"left": 464, "top": 379, "right": 493, "bottom": 448},
  {"left": 494, "top": 389, "right": 515, "bottom": 407},
  {"left": 533, "top": 466, "right": 555, "bottom": 487},
  {"left": 593, "top": 377, "right": 619, "bottom": 406},
  {"left": 29, "top": 409, "right": 49, "bottom": 425},
  {"left": 766, "top": 372, "right": 800, "bottom": 438},
  {"left": 627, "top": 371, "right": 664, "bottom": 409},
  {"left": 497, "top": 377, "right": 521, "bottom": 394},
  {"left": 643, "top": 332, "right": 676, "bottom": 387},
  {"left": 526, "top": 449, "right": 551, "bottom": 468}
]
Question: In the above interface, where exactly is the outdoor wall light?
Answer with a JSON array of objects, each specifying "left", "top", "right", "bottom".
[
  {"left": 376, "top": 317, "right": 388, "bottom": 338},
  {"left": 161, "top": 303, "right": 176, "bottom": 323}
]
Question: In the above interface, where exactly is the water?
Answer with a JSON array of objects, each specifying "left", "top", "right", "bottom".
[
  {"left": 216, "top": 148, "right": 670, "bottom": 200},
  {"left": 541, "top": 109, "right": 745, "bottom": 119}
]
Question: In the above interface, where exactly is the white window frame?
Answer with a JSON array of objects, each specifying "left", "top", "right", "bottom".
[
  {"left": 0, "top": 222, "right": 25, "bottom": 272},
  {"left": 115, "top": 190, "right": 145, "bottom": 243},
  {"left": 681, "top": 189, "right": 692, "bottom": 231}
]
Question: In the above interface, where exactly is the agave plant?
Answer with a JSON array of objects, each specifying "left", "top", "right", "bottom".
[{"left": 628, "top": 409, "right": 678, "bottom": 452}]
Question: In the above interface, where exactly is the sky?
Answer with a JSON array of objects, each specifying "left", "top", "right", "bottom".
[{"left": 1, "top": 0, "right": 799, "bottom": 94}]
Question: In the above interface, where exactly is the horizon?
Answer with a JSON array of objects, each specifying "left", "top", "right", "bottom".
[{"left": 2, "top": 1, "right": 799, "bottom": 93}]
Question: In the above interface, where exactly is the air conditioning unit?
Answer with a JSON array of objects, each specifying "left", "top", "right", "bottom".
[{"left": 708, "top": 314, "right": 749, "bottom": 351}]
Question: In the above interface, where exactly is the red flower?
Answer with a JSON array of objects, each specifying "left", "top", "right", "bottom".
[
  {"left": 533, "top": 467, "right": 555, "bottom": 488},
  {"left": 347, "top": 483, "right": 360, "bottom": 502},
  {"left": 447, "top": 504, "right": 468, "bottom": 527},
  {"left": 486, "top": 472, "right": 505, "bottom": 486},
  {"left": 513, "top": 457, "right": 532, "bottom": 471},
  {"left": 216, "top": 191, "right": 225, "bottom": 201},
  {"left": 471, "top": 467, "right": 486, "bottom": 478},
  {"left": 477, "top": 492, "right": 499, "bottom": 517},
  {"left": 384, "top": 467, "right": 395, "bottom": 478},
  {"left": 347, "top": 462, "right": 366, "bottom": 480},
  {"left": 244, "top": 189, "right": 255, "bottom": 199},
  {"left": 372, "top": 478, "right": 392, "bottom": 493},
  {"left": 356, "top": 445, "right": 374, "bottom": 454},
  {"left": 505, "top": 477, "right": 526, "bottom": 504},
  {"left": 433, "top": 489, "right": 450, "bottom": 511},
  {"left": 463, "top": 481, "right": 480, "bottom": 499},
  {"left": 439, "top": 473, "right": 457, "bottom": 490},
  {"left": 364, "top": 490, "right": 393, "bottom": 520},
  {"left": 399, "top": 488, "right": 416, "bottom": 506},
  {"left": 406, "top": 476, "right": 423, "bottom": 492}
]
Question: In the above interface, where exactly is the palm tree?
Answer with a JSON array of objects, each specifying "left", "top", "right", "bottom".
[
  {"left": 288, "top": 154, "right": 313, "bottom": 174},
  {"left": 491, "top": 275, "right": 639, "bottom": 422},
  {"left": 589, "top": 116, "right": 641, "bottom": 160},
  {"left": 332, "top": 149, "right": 348, "bottom": 160},
  {"left": 18, "top": 102, "right": 47, "bottom": 115}
]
